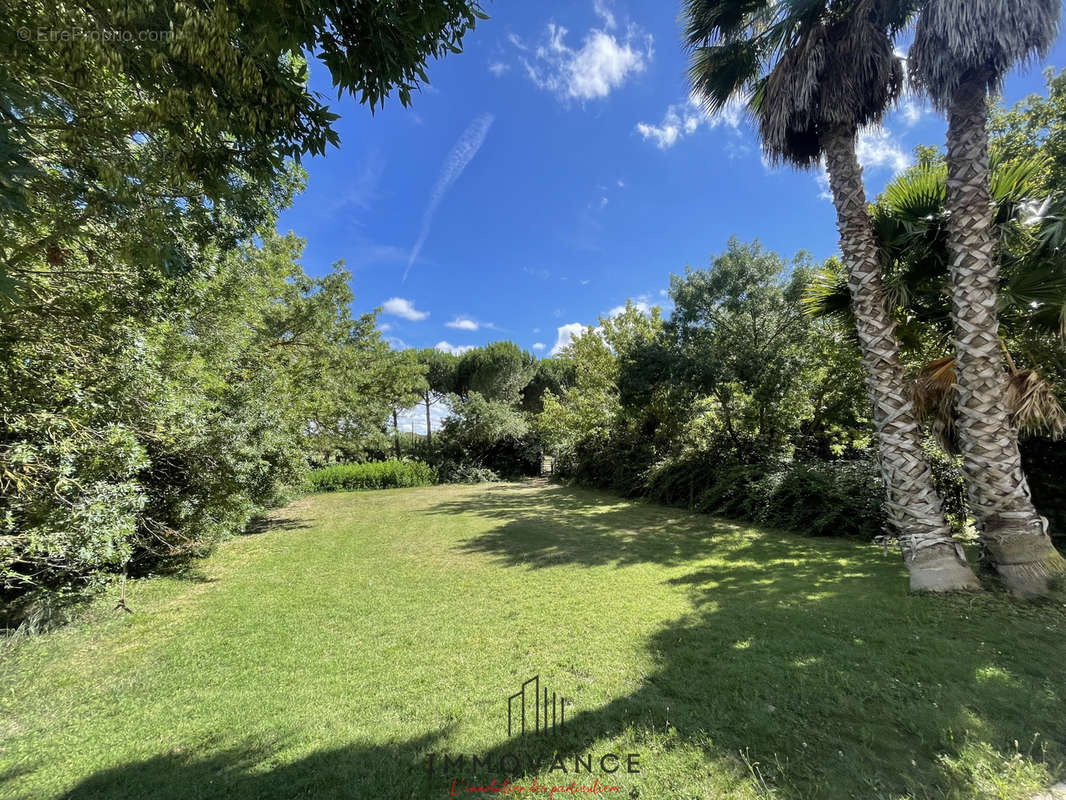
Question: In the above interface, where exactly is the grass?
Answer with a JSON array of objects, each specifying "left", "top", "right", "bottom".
[{"left": 1, "top": 482, "right": 1065, "bottom": 799}]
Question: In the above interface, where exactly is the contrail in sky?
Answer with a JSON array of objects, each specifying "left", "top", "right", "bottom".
[{"left": 404, "top": 113, "right": 494, "bottom": 281}]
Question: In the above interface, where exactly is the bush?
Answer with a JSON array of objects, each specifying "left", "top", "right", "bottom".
[
  {"left": 308, "top": 460, "right": 436, "bottom": 492},
  {"left": 435, "top": 462, "right": 501, "bottom": 484},
  {"left": 644, "top": 451, "right": 888, "bottom": 539}
]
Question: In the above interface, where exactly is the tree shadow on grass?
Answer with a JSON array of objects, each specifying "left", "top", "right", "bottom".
[
  {"left": 435, "top": 482, "right": 759, "bottom": 569},
  {"left": 31, "top": 486, "right": 1066, "bottom": 800},
  {"left": 242, "top": 515, "right": 312, "bottom": 537},
  {"left": 28, "top": 731, "right": 449, "bottom": 800},
  {"left": 427, "top": 482, "right": 1066, "bottom": 798}
]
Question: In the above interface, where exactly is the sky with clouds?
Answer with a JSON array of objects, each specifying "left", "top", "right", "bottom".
[{"left": 278, "top": 0, "right": 1066, "bottom": 424}]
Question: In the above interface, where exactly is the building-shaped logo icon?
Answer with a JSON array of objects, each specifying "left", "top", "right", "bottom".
[{"left": 507, "top": 675, "right": 566, "bottom": 736}]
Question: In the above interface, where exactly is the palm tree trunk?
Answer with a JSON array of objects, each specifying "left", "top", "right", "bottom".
[
  {"left": 943, "top": 76, "right": 1066, "bottom": 597},
  {"left": 823, "top": 126, "right": 979, "bottom": 592}
]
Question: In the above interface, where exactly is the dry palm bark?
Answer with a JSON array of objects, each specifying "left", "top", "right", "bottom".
[
  {"left": 824, "top": 128, "right": 979, "bottom": 592},
  {"left": 941, "top": 77, "right": 1066, "bottom": 595}
]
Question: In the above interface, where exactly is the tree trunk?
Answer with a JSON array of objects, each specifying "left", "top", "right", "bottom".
[
  {"left": 425, "top": 393, "right": 433, "bottom": 446},
  {"left": 943, "top": 76, "right": 1066, "bottom": 597},
  {"left": 392, "top": 409, "right": 401, "bottom": 459},
  {"left": 823, "top": 127, "right": 980, "bottom": 593}
]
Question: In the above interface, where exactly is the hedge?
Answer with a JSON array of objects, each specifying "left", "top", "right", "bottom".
[{"left": 308, "top": 461, "right": 436, "bottom": 492}]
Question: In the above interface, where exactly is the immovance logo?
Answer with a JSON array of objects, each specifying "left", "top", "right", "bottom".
[
  {"left": 424, "top": 672, "right": 641, "bottom": 796},
  {"left": 508, "top": 675, "right": 566, "bottom": 736}
]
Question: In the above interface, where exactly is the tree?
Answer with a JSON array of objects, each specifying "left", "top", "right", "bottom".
[
  {"left": 520, "top": 358, "right": 577, "bottom": 415},
  {"left": 454, "top": 342, "right": 536, "bottom": 404},
  {"left": 415, "top": 349, "right": 459, "bottom": 445},
  {"left": 2, "top": 0, "right": 487, "bottom": 283},
  {"left": 910, "top": 0, "right": 1066, "bottom": 595},
  {"left": 684, "top": 0, "right": 978, "bottom": 590},
  {"left": 0, "top": 232, "right": 415, "bottom": 603},
  {"left": 990, "top": 68, "right": 1066, "bottom": 193},
  {"left": 670, "top": 241, "right": 824, "bottom": 461}
]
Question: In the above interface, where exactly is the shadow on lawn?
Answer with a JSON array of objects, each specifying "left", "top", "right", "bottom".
[
  {"left": 439, "top": 481, "right": 758, "bottom": 569},
  {"left": 427, "top": 482, "right": 1066, "bottom": 798},
  {"left": 51, "top": 484, "right": 1066, "bottom": 799},
  {"left": 50, "top": 732, "right": 450, "bottom": 800}
]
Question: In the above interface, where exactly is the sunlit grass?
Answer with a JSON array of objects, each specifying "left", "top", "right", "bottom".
[{"left": 1, "top": 482, "right": 1064, "bottom": 799}]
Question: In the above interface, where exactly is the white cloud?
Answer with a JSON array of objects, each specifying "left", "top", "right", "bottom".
[
  {"left": 379, "top": 323, "right": 393, "bottom": 332},
  {"left": 636, "top": 94, "right": 744, "bottom": 150},
  {"left": 382, "top": 297, "right": 429, "bottom": 321},
  {"left": 815, "top": 167, "right": 833, "bottom": 201},
  {"left": 532, "top": 342, "right": 547, "bottom": 351},
  {"left": 812, "top": 127, "right": 911, "bottom": 202},
  {"left": 435, "top": 341, "right": 475, "bottom": 356},
  {"left": 901, "top": 98, "right": 925, "bottom": 126},
  {"left": 396, "top": 400, "right": 451, "bottom": 435},
  {"left": 488, "top": 61, "right": 510, "bottom": 76},
  {"left": 593, "top": 0, "right": 616, "bottom": 29},
  {"left": 406, "top": 113, "right": 495, "bottom": 280},
  {"left": 856, "top": 126, "right": 911, "bottom": 172},
  {"left": 550, "top": 322, "right": 589, "bottom": 355},
  {"left": 446, "top": 317, "right": 482, "bottom": 331},
  {"left": 521, "top": 20, "right": 652, "bottom": 103},
  {"left": 606, "top": 300, "right": 651, "bottom": 318},
  {"left": 331, "top": 151, "right": 384, "bottom": 213}
]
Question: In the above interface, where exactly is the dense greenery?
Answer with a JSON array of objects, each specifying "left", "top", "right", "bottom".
[
  {"left": 532, "top": 239, "right": 894, "bottom": 537},
  {"left": 0, "top": 1, "right": 485, "bottom": 617},
  {"left": 308, "top": 461, "right": 436, "bottom": 492},
  {"left": 3, "top": 484, "right": 1064, "bottom": 799},
  {"left": 0, "top": 230, "right": 423, "bottom": 613},
  {"left": 5, "top": 0, "right": 1066, "bottom": 613}
]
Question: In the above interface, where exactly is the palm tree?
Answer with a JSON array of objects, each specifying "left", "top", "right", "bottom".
[
  {"left": 910, "top": 0, "right": 1066, "bottom": 596},
  {"left": 805, "top": 153, "right": 1066, "bottom": 447},
  {"left": 684, "top": 0, "right": 979, "bottom": 591}
]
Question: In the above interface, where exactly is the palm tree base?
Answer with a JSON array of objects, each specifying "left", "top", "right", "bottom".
[
  {"left": 984, "top": 532, "right": 1066, "bottom": 598},
  {"left": 907, "top": 543, "right": 982, "bottom": 593}
]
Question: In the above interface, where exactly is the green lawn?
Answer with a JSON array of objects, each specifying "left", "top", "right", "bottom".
[{"left": 2, "top": 482, "right": 1065, "bottom": 799}]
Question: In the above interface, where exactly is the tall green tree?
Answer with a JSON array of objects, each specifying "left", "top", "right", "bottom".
[
  {"left": 910, "top": 0, "right": 1066, "bottom": 596},
  {"left": 2, "top": 0, "right": 486, "bottom": 283},
  {"left": 670, "top": 241, "right": 823, "bottom": 461},
  {"left": 415, "top": 349, "right": 459, "bottom": 445},
  {"left": 454, "top": 342, "right": 536, "bottom": 405},
  {"left": 684, "top": 0, "right": 978, "bottom": 590}
]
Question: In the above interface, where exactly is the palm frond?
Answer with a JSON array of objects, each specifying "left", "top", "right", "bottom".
[
  {"left": 801, "top": 265, "right": 852, "bottom": 321},
  {"left": 758, "top": 7, "right": 903, "bottom": 166},
  {"left": 683, "top": 0, "right": 777, "bottom": 49},
  {"left": 991, "top": 154, "right": 1051, "bottom": 223},
  {"left": 689, "top": 42, "right": 764, "bottom": 116},
  {"left": 881, "top": 161, "right": 947, "bottom": 222},
  {"left": 1007, "top": 368, "right": 1066, "bottom": 438},
  {"left": 913, "top": 356, "right": 958, "bottom": 450},
  {"left": 911, "top": 0, "right": 1060, "bottom": 108},
  {"left": 914, "top": 356, "right": 1065, "bottom": 447}
]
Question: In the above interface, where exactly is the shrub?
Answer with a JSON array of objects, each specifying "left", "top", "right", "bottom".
[
  {"left": 436, "top": 462, "right": 501, "bottom": 484},
  {"left": 645, "top": 451, "right": 888, "bottom": 539},
  {"left": 307, "top": 460, "right": 436, "bottom": 492}
]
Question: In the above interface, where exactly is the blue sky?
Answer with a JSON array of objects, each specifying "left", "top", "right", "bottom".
[{"left": 277, "top": 0, "right": 1066, "bottom": 370}]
